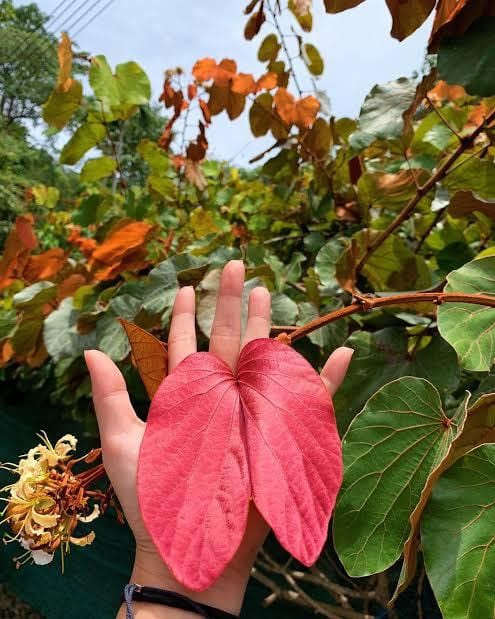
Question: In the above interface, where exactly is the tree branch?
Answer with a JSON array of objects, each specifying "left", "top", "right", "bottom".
[
  {"left": 278, "top": 291, "right": 495, "bottom": 343},
  {"left": 354, "top": 107, "right": 495, "bottom": 276}
]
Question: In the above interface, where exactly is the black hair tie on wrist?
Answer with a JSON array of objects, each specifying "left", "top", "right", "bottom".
[{"left": 124, "top": 584, "right": 240, "bottom": 619}]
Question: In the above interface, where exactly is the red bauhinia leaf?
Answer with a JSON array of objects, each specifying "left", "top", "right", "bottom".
[{"left": 138, "top": 338, "right": 342, "bottom": 590}]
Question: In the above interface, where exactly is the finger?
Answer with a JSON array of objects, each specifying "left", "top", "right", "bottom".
[
  {"left": 209, "top": 260, "right": 245, "bottom": 371},
  {"left": 168, "top": 286, "right": 197, "bottom": 372},
  {"left": 242, "top": 287, "right": 271, "bottom": 348},
  {"left": 320, "top": 347, "right": 354, "bottom": 397},
  {"left": 84, "top": 350, "right": 142, "bottom": 440}
]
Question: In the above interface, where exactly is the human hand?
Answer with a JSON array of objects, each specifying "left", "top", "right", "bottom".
[{"left": 85, "top": 260, "right": 354, "bottom": 617}]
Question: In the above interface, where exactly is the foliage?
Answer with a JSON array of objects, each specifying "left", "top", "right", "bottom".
[{"left": 1, "top": 0, "right": 495, "bottom": 617}]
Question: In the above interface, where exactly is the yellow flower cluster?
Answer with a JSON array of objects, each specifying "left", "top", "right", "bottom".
[{"left": 1, "top": 432, "right": 103, "bottom": 569}]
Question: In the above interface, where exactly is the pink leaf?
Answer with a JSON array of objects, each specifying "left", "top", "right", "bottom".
[{"left": 138, "top": 338, "right": 342, "bottom": 590}]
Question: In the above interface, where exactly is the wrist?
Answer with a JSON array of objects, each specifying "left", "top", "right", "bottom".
[{"left": 128, "top": 546, "right": 248, "bottom": 616}]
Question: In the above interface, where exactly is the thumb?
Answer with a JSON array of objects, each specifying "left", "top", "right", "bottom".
[
  {"left": 84, "top": 349, "right": 142, "bottom": 441},
  {"left": 320, "top": 346, "right": 354, "bottom": 398}
]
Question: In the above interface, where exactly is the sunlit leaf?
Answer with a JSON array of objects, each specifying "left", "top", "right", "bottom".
[{"left": 80, "top": 156, "right": 117, "bottom": 183}]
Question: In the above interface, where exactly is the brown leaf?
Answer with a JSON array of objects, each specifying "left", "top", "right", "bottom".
[
  {"left": 57, "top": 32, "right": 74, "bottom": 92},
  {"left": 324, "top": 0, "right": 366, "bottom": 12},
  {"left": 215, "top": 58, "right": 237, "bottom": 87},
  {"left": 249, "top": 93, "right": 273, "bottom": 137},
  {"left": 186, "top": 122, "right": 209, "bottom": 162},
  {"left": 24, "top": 248, "right": 66, "bottom": 282},
  {"left": 58, "top": 274, "right": 87, "bottom": 300},
  {"left": 385, "top": 0, "right": 436, "bottom": 41},
  {"left": 225, "top": 90, "right": 246, "bottom": 120},
  {"left": 119, "top": 319, "right": 168, "bottom": 399},
  {"left": 199, "top": 99, "right": 212, "bottom": 124},
  {"left": 274, "top": 87, "right": 295, "bottom": 126},
  {"left": 0, "top": 340, "right": 14, "bottom": 367},
  {"left": 187, "top": 83, "right": 198, "bottom": 100},
  {"left": 294, "top": 95, "right": 320, "bottom": 129},
  {"left": 429, "top": 0, "right": 495, "bottom": 51},
  {"left": 392, "top": 392, "right": 495, "bottom": 603},
  {"left": 402, "top": 69, "right": 437, "bottom": 137},
  {"left": 185, "top": 160, "right": 208, "bottom": 191},
  {"left": 448, "top": 190, "right": 495, "bottom": 221},
  {"left": 301, "top": 117, "right": 332, "bottom": 160},
  {"left": 16, "top": 214, "right": 37, "bottom": 250},
  {"left": 244, "top": 9, "right": 266, "bottom": 40}
]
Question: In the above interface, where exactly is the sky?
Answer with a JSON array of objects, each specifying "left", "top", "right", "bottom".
[{"left": 19, "top": 0, "right": 432, "bottom": 165}]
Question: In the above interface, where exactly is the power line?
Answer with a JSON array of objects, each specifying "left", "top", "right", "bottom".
[
  {"left": 3, "top": 0, "right": 74, "bottom": 67},
  {"left": 72, "top": 0, "right": 114, "bottom": 38}
]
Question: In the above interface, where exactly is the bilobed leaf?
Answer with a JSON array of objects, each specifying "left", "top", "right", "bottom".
[
  {"left": 422, "top": 444, "right": 495, "bottom": 619},
  {"left": 302, "top": 44, "right": 324, "bottom": 76},
  {"left": 385, "top": 0, "right": 435, "bottom": 41},
  {"left": 60, "top": 122, "right": 106, "bottom": 165},
  {"left": 13, "top": 282, "right": 57, "bottom": 310},
  {"left": 334, "top": 328, "right": 460, "bottom": 432},
  {"left": 115, "top": 61, "right": 151, "bottom": 107},
  {"left": 271, "top": 292, "right": 299, "bottom": 325},
  {"left": 119, "top": 319, "right": 167, "bottom": 399},
  {"left": 333, "top": 377, "right": 461, "bottom": 577},
  {"left": 448, "top": 190, "right": 495, "bottom": 221},
  {"left": 324, "top": 0, "right": 366, "bottom": 12},
  {"left": 96, "top": 313, "right": 130, "bottom": 362},
  {"left": 89, "top": 55, "right": 120, "bottom": 108},
  {"left": 315, "top": 238, "right": 346, "bottom": 288},
  {"left": 393, "top": 392, "right": 495, "bottom": 602},
  {"left": 80, "top": 156, "right": 117, "bottom": 182},
  {"left": 138, "top": 339, "right": 342, "bottom": 590},
  {"left": 437, "top": 257, "right": 495, "bottom": 371},
  {"left": 43, "top": 298, "right": 97, "bottom": 361},
  {"left": 437, "top": 17, "right": 495, "bottom": 97}
]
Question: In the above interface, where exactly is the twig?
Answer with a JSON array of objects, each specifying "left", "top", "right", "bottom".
[
  {"left": 355, "top": 107, "right": 495, "bottom": 276},
  {"left": 280, "top": 291, "right": 495, "bottom": 343},
  {"left": 415, "top": 207, "right": 446, "bottom": 253},
  {"left": 266, "top": 0, "right": 303, "bottom": 96},
  {"left": 425, "top": 94, "right": 462, "bottom": 141}
]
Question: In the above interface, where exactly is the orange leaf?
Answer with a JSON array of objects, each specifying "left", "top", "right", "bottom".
[
  {"left": 427, "top": 80, "right": 466, "bottom": 103},
  {"left": 231, "top": 73, "right": 257, "bottom": 95},
  {"left": 57, "top": 32, "right": 74, "bottom": 92},
  {"left": 119, "top": 319, "right": 168, "bottom": 399},
  {"left": 90, "top": 220, "right": 155, "bottom": 281},
  {"left": 294, "top": 95, "right": 320, "bottom": 129},
  {"left": 58, "top": 274, "right": 87, "bottom": 300},
  {"left": 0, "top": 340, "right": 14, "bottom": 367},
  {"left": 256, "top": 72, "right": 278, "bottom": 91},
  {"left": 0, "top": 215, "right": 37, "bottom": 290},
  {"left": 24, "top": 248, "right": 66, "bottom": 282},
  {"left": 215, "top": 59, "right": 237, "bottom": 87},
  {"left": 192, "top": 58, "right": 218, "bottom": 82},
  {"left": 274, "top": 87, "right": 296, "bottom": 125}
]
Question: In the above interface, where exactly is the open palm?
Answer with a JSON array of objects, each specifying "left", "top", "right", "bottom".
[{"left": 85, "top": 260, "right": 353, "bottom": 611}]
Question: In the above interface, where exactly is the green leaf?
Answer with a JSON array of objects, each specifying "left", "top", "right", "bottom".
[
  {"left": 334, "top": 328, "right": 460, "bottom": 432},
  {"left": 142, "top": 259, "right": 180, "bottom": 315},
  {"left": 297, "top": 300, "right": 347, "bottom": 351},
  {"left": 137, "top": 139, "right": 170, "bottom": 173},
  {"left": 438, "top": 257, "right": 495, "bottom": 371},
  {"left": 60, "top": 122, "right": 106, "bottom": 165},
  {"left": 438, "top": 17, "right": 495, "bottom": 97},
  {"left": 271, "top": 292, "right": 299, "bottom": 325},
  {"left": 43, "top": 298, "right": 97, "bottom": 361},
  {"left": 264, "top": 252, "right": 306, "bottom": 293},
  {"left": 288, "top": 0, "right": 312, "bottom": 31},
  {"left": 89, "top": 55, "right": 121, "bottom": 108},
  {"left": 80, "top": 156, "right": 117, "bottom": 182},
  {"left": 109, "top": 295, "right": 142, "bottom": 321},
  {"left": 257, "top": 34, "right": 280, "bottom": 62},
  {"left": 315, "top": 238, "right": 346, "bottom": 288},
  {"left": 96, "top": 313, "right": 130, "bottom": 362},
  {"left": 42, "top": 80, "right": 83, "bottom": 129},
  {"left": 11, "top": 315, "right": 43, "bottom": 356},
  {"left": 422, "top": 444, "right": 495, "bottom": 619},
  {"left": 115, "top": 61, "right": 151, "bottom": 107},
  {"left": 443, "top": 156, "right": 495, "bottom": 201},
  {"left": 351, "top": 78, "right": 417, "bottom": 144},
  {"left": 13, "top": 282, "right": 57, "bottom": 310},
  {"left": 324, "top": 0, "right": 366, "bottom": 12},
  {"left": 333, "top": 377, "right": 460, "bottom": 577},
  {"left": 0, "top": 310, "right": 16, "bottom": 339},
  {"left": 302, "top": 43, "right": 324, "bottom": 76}
]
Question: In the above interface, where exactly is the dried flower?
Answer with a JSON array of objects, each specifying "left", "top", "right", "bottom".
[{"left": 1, "top": 432, "right": 117, "bottom": 569}]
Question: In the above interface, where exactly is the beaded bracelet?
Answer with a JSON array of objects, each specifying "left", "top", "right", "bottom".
[{"left": 124, "top": 584, "right": 240, "bottom": 619}]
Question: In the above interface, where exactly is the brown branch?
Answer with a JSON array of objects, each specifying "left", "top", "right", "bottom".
[
  {"left": 425, "top": 94, "right": 462, "bottom": 141},
  {"left": 354, "top": 107, "right": 495, "bottom": 276},
  {"left": 279, "top": 292, "right": 495, "bottom": 343}
]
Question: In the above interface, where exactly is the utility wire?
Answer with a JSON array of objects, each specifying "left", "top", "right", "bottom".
[
  {"left": 3, "top": 0, "right": 74, "bottom": 67},
  {"left": 71, "top": 0, "right": 114, "bottom": 38}
]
